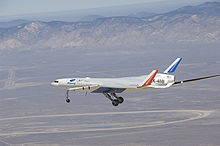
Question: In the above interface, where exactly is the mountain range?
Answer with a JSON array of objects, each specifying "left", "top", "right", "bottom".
[{"left": 0, "top": 2, "right": 220, "bottom": 51}]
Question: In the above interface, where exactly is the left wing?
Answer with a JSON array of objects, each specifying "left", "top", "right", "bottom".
[{"left": 174, "top": 75, "right": 220, "bottom": 85}]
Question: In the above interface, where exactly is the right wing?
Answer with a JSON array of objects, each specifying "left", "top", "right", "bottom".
[{"left": 174, "top": 75, "right": 220, "bottom": 85}]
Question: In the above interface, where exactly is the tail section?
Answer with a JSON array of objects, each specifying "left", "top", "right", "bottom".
[
  {"left": 164, "top": 58, "right": 182, "bottom": 74},
  {"left": 138, "top": 70, "right": 158, "bottom": 88}
]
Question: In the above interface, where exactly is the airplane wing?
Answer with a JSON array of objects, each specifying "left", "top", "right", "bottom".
[
  {"left": 91, "top": 70, "right": 159, "bottom": 93},
  {"left": 91, "top": 87, "right": 127, "bottom": 93},
  {"left": 174, "top": 74, "right": 220, "bottom": 85}
]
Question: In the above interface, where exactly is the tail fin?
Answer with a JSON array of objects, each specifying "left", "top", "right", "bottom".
[
  {"left": 138, "top": 70, "right": 158, "bottom": 88},
  {"left": 164, "top": 58, "right": 182, "bottom": 74}
]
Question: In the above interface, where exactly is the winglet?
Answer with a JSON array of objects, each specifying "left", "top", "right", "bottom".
[
  {"left": 139, "top": 70, "right": 158, "bottom": 88},
  {"left": 164, "top": 58, "right": 182, "bottom": 74}
]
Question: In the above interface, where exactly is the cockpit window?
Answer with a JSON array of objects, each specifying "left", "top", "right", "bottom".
[{"left": 54, "top": 81, "right": 59, "bottom": 83}]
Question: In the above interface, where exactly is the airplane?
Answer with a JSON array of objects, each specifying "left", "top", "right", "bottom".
[{"left": 51, "top": 58, "right": 220, "bottom": 106}]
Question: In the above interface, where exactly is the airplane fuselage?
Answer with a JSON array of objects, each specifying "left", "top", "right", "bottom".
[{"left": 51, "top": 73, "right": 175, "bottom": 93}]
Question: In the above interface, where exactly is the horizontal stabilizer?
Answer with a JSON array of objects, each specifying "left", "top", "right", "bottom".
[
  {"left": 174, "top": 75, "right": 220, "bottom": 85},
  {"left": 164, "top": 58, "right": 182, "bottom": 74},
  {"left": 138, "top": 70, "right": 158, "bottom": 88}
]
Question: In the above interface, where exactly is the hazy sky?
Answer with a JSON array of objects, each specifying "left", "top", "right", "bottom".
[
  {"left": 0, "top": 0, "right": 163, "bottom": 16},
  {"left": 0, "top": 0, "right": 218, "bottom": 16}
]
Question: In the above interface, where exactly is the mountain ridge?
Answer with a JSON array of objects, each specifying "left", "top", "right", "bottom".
[{"left": 0, "top": 2, "right": 220, "bottom": 51}]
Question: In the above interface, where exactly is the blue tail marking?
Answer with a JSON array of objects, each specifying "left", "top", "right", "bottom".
[{"left": 167, "top": 58, "right": 182, "bottom": 73}]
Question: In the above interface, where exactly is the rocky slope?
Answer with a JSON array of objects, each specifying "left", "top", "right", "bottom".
[{"left": 0, "top": 2, "right": 220, "bottom": 51}]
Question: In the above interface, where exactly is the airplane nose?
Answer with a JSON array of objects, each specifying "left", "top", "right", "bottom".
[
  {"left": 51, "top": 82, "right": 56, "bottom": 86},
  {"left": 51, "top": 81, "right": 59, "bottom": 87},
  {"left": 50, "top": 82, "right": 56, "bottom": 86}
]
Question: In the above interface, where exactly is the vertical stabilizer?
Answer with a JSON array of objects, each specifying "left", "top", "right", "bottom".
[
  {"left": 138, "top": 70, "right": 158, "bottom": 88},
  {"left": 164, "top": 58, "right": 182, "bottom": 74}
]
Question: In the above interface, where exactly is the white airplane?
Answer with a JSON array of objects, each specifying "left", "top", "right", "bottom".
[{"left": 51, "top": 58, "right": 220, "bottom": 106}]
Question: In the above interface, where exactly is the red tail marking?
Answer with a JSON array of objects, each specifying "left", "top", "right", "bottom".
[{"left": 142, "top": 70, "right": 158, "bottom": 87}]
